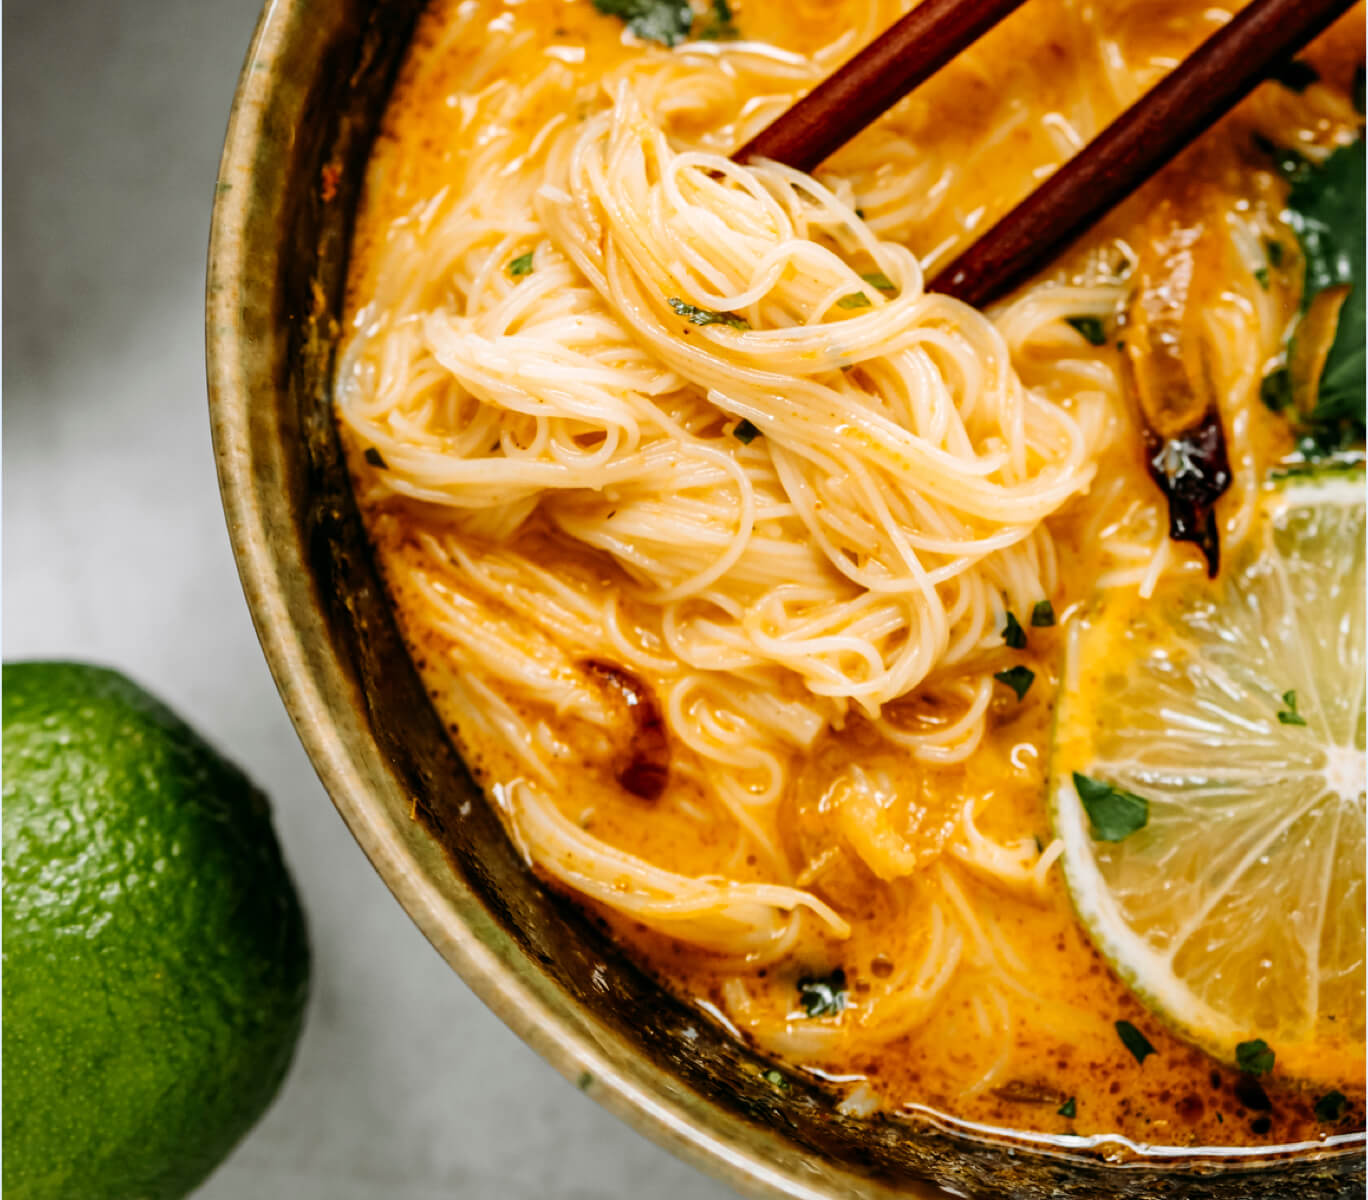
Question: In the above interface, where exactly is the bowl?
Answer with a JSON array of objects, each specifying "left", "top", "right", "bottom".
[{"left": 205, "top": 2, "right": 1366, "bottom": 1195}]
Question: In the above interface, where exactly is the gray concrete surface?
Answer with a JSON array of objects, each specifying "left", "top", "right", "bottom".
[{"left": 3, "top": 2, "right": 738, "bottom": 1196}]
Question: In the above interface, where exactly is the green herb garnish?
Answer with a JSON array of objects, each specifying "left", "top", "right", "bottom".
[
  {"left": 1254, "top": 266, "right": 1270, "bottom": 290},
  {"left": 1057, "top": 1097, "right": 1077, "bottom": 1118},
  {"left": 592, "top": 0, "right": 693, "bottom": 44},
  {"left": 577, "top": 1071, "right": 594, "bottom": 1090},
  {"left": 1264, "top": 137, "right": 1366, "bottom": 456},
  {"left": 668, "top": 297, "right": 750, "bottom": 330},
  {"left": 861, "top": 271, "right": 896, "bottom": 292},
  {"left": 733, "top": 418, "right": 761, "bottom": 445},
  {"left": 763, "top": 1067, "right": 790, "bottom": 1090},
  {"left": 1066, "top": 315, "right": 1108, "bottom": 346},
  {"left": 1271, "top": 58, "right": 1319, "bottom": 93},
  {"left": 837, "top": 292, "right": 872, "bottom": 310},
  {"left": 994, "top": 666, "right": 1035, "bottom": 701},
  {"left": 1115, "top": 1020, "right": 1156, "bottom": 1065},
  {"left": 1073, "top": 773, "right": 1149, "bottom": 842},
  {"left": 1030, "top": 599, "right": 1055, "bottom": 627},
  {"left": 508, "top": 251, "right": 535, "bottom": 278},
  {"left": 1235, "top": 1039, "right": 1276, "bottom": 1076},
  {"left": 1276, "top": 689, "right": 1307, "bottom": 726},
  {"left": 1001, "top": 612, "right": 1027, "bottom": 649},
  {"left": 797, "top": 968, "right": 847, "bottom": 1018},
  {"left": 1260, "top": 366, "right": 1293, "bottom": 413},
  {"left": 364, "top": 447, "right": 388, "bottom": 469},
  {"left": 1266, "top": 239, "right": 1285, "bottom": 268},
  {"left": 696, "top": 0, "right": 738, "bottom": 39},
  {"left": 1315, "top": 1090, "right": 1349, "bottom": 1122}
]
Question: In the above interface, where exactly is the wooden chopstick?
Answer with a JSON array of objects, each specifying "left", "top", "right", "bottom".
[
  {"left": 930, "top": 0, "right": 1357, "bottom": 305},
  {"left": 734, "top": 0, "right": 1028, "bottom": 173}
]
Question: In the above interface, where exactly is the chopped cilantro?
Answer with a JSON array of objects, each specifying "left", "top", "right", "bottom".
[
  {"left": 1260, "top": 366, "right": 1293, "bottom": 413},
  {"left": 1271, "top": 58, "right": 1319, "bottom": 93},
  {"left": 1057, "top": 1097, "right": 1077, "bottom": 1118},
  {"left": 576, "top": 1070, "right": 594, "bottom": 1090},
  {"left": 696, "top": 0, "right": 737, "bottom": 39},
  {"left": 1066, "top": 315, "right": 1108, "bottom": 346},
  {"left": 1254, "top": 266, "right": 1270, "bottom": 290},
  {"left": 1030, "top": 599, "right": 1055, "bottom": 627},
  {"left": 1315, "top": 1090, "right": 1349, "bottom": 1122},
  {"left": 1277, "top": 689, "right": 1307, "bottom": 726},
  {"left": 994, "top": 665, "right": 1035, "bottom": 701},
  {"left": 837, "top": 292, "right": 872, "bottom": 310},
  {"left": 763, "top": 1067, "right": 790, "bottom": 1090},
  {"left": 1235, "top": 1039, "right": 1276, "bottom": 1076},
  {"left": 508, "top": 251, "right": 535, "bottom": 278},
  {"left": 1266, "top": 239, "right": 1285, "bottom": 268},
  {"left": 364, "top": 446, "right": 388, "bottom": 469},
  {"left": 668, "top": 297, "right": 750, "bottom": 330},
  {"left": 861, "top": 271, "right": 896, "bottom": 292},
  {"left": 1073, "top": 773, "right": 1149, "bottom": 842},
  {"left": 1115, "top": 1020, "right": 1156, "bottom": 1065},
  {"left": 733, "top": 418, "right": 761, "bottom": 445},
  {"left": 797, "top": 968, "right": 847, "bottom": 1017},
  {"left": 592, "top": 0, "right": 693, "bottom": 44},
  {"left": 1001, "top": 611, "right": 1027, "bottom": 649}
]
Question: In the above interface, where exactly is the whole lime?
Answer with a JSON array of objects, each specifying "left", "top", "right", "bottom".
[{"left": 2, "top": 661, "right": 310, "bottom": 1200}]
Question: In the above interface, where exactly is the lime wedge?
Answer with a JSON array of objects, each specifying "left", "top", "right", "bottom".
[{"left": 1051, "top": 470, "right": 1365, "bottom": 1085}]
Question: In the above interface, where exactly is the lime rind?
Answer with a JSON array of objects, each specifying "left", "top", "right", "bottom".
[{"left": 1051, "top": 472, "right": 1366, "bottom": 1078}]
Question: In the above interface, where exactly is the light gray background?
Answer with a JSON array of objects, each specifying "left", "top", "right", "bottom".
[{"left": 3, "top": 2, "right": 737, "bottom": 1196}]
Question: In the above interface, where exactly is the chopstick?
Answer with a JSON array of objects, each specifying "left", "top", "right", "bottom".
[
  {"left": 737, "top": 0, "right": 1356, "bottom": 307},
  {"left": 734, "top": 0, "right": 1029, "bottom": 173},
  {"left": 930, "top": 0, "right": 1358, "bottom": 305}
]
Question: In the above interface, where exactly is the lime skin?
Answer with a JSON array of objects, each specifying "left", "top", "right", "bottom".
[{"left": 2, "top": 662, "right": 310, "bottom": 1200}]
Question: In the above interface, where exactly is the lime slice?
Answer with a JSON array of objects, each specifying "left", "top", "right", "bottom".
[{"left": 1051, "top": 470, "right": 1365, "bottom": 1084}]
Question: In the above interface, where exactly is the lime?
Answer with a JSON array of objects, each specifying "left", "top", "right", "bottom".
[
  {"left": 1051, "top": 471, "right": 1365, "bottom": 1084},
  {"left": 2, "top": 662, "right": 310, "bottom": 1200}
]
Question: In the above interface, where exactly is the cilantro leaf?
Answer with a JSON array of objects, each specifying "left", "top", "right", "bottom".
[
  {"left": 1315, "top": 1090, "right": 1349, "bottom": 1122},
  {"left": 1066, "top": 315, "right": 1108, "bottom": 346},
  {"left": 1115, "top": 1020, "right": 1156, "bottom": 1064},
  {"left": 994, "top": 665, "right": 1035, "bottom": 701},
  {"left": 668, "top": 297, "right": 750, "bottom": 330},
  {"left": 1073, "top": 773, "right": 1149, "bottom": 842},
  {"left": 797, "top": 968, "right": 847, "bottom": 1017},
  {"left": 837, "top": 292, "right": 872, "bottom": 310},
  {"left": 1277, "top": 689, "right": 1307, "bottom": 726},
  {"left": 733, "top": 419, "right": 761, "bottom": 445},
  {"left": 1030, "top": 599, "right": 1055, "bottom": 627},
  {"left": 592, "top": 0, "right": 693, "bottom": 45},
  {"left": 696, "top": 0, "right": 737, "bottom": 39},
  {"left": 1057, "top": 1097, "right": 1077, "bottom": 1118},
  {"left": 1001, "top": 612, "right": 1027, "bottom": 649},
  {"left": 1260, "top": 366, "right": 1293, "bottom": 413},
  {"left": 861, "top": 271, "right": 896, "bottom": 292},
  {"left": 508, "top": 251, "right": 535, "bottom": 278},
  {"left": 1235, "top": 1038, "right": 1276, "bottom": 1076}
]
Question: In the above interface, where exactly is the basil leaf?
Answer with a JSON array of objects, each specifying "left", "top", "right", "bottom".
[
  {"left": 994, "top": 665, "right": 1034, "bottom": 701},
  {"left": 592, "top": 0, "right": 693, "bottom": 45},
  {"left": 1073, "top": 773, "right": 1148, "bottom": 842},
  {"left": 1115, "top": 1020, "right": 1156, "bottom": 1064},
  {"left": 668, "top": 297, "right": 750, "bottom": 330},
  {"left": 1235, "top": 1038, "right": 1275, "bottom": 1076},
  {"left": 797, "top": 968, "right": 847, "bottom": 1017}
]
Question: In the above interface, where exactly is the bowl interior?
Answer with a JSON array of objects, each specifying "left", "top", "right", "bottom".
[{"left": 205, "top": 3, "right": 1366, "bottom": 1196}]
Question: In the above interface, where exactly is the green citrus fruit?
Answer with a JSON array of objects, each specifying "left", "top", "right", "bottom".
[
  {"left": 1051, "top": 470, "right": 1365, "bottom": 1087},
  {"left": 2, "top": 661, "right": 310, "bottom": 1200}
]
